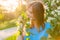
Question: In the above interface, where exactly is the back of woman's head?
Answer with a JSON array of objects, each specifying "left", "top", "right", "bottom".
[{"left": 27, "top": 1, "right": 45, "bottom": 29}]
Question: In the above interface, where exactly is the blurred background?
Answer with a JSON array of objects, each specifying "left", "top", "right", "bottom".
[{"left": 0, "top": 0, "right": 60, "bottom": 40}]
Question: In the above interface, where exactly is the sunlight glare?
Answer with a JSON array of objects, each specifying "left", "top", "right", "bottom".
[{"left": 0, "top": 0, "right": 19, "bottom": 12}]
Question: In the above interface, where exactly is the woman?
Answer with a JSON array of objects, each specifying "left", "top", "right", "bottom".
[{"left": 23, "top": 1, "right": 52, "bottom": 40}]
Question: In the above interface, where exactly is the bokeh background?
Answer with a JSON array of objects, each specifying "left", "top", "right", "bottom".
[{"left": 0, "top": 0, "right": 60, "bottom": 40}]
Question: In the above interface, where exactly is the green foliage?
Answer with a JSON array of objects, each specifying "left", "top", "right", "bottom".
[
  {"left": 5, "top": 35, "right": 16, "bottom": 40},
  {"left": 0, "top": 19, "right": 17, "bottom": 30},
  {"left": 43, "top": 0, "right": 60, "bottom": 39},
  {"left": 40, "top": 37, "right": 47, "bottom": 40},
  {"left": 5, "top": 31, "right": 20, "bottom": 40}
]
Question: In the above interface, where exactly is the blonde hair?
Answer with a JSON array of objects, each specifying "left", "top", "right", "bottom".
[{"left": 27, "top": 1, "right": 45, "bottom": 29}]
